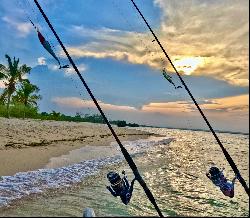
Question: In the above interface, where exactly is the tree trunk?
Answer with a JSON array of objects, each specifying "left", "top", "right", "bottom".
[
  {"left": 23, "top": 102, "right": 28, "bottom": 119},
  {"left": 6, "top": 93, "right": 11, "bottom": 118},
  {"left": 23, "top": 105, "right": 26, "bottom": 119}
]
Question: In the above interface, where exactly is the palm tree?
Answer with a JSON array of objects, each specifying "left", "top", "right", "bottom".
[
  {"left": 0, "top": 65, "right": 7, "bottom": 105},
  {"left": 12, "top": 80, "right": 42, "bottom": 118},
  {"left": 0, "top": 55, "right": 31, "bottom": 118},
  {"left": 50, "top": 110, "right": 61, "bottom": 120}
]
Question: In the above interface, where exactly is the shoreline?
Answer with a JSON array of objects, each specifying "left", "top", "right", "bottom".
[
  {"left": 0, "top": 117, "right": 154, "bottom": 176},
  {"left": 0, "top": 136, "right": 171, "bottom": 209},
  {"left": 0, "top": 122, "right": 248, "bottom": 217}
]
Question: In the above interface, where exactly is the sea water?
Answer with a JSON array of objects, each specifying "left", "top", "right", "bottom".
[{"left": 0, "top": 127, "right": 249, "bottom": 217}]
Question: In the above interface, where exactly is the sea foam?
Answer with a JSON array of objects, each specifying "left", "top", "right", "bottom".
[{"left": 0, "top": 137, "right": 170, "bottom": 207}]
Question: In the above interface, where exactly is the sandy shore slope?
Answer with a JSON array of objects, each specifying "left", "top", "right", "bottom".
[{"left": 0, "top": 118, "right": 153, "bottom": 176}]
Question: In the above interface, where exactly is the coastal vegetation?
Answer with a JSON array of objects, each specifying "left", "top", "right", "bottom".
[{"left": 0, "top": 55, "right": 140, "bottom": 127}]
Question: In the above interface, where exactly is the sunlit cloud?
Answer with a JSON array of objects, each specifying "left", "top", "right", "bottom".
[
  {"left": 52, "top": 94, "right": 248, "bottom": 118},
  {"left": 172, "top": 56, "right": 207, "bottom": 75},
  {"left": 52, "top": 97, "right": 137, "bottom": 112},
  {"left": 141, "top": 94, "right": 249, "bottom": 116},
  {"left": 63, "top": 0, "right": 249, "bottom": 87},
  {"left": 141, "top": 101, "right": 194, "bottom": 114},
  {"left": 50, "top": 94, "right": 248, "bottom": 132},
  {"left": 63, "top": 28, "right": 161, "bottom": 69},
  {"left": 154, "top": 0, "right": 249, "bottom": 86},
  {"left": 200, "top": 94, "right": 249, "bottom": 113}
]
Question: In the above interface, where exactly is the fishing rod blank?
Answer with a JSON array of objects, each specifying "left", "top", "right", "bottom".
[
  {"left": 129, "top": 0, "right": 249, "bottom": 196},
  {"left": 32, "top": 0, "right": 164, "bottom": 217}
]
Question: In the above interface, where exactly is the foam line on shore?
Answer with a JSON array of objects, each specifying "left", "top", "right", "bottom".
[{"left": 0, "top": 137, "right": 172, "bottom": 207}]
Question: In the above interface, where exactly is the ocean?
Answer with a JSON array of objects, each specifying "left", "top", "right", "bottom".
[{"left": 0, "top": 127, "right": 249, "bottom": 217}]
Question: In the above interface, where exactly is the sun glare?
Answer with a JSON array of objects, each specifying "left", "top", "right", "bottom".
[{"left": 173, "top": 57, "right": 206, "bottom": 75}]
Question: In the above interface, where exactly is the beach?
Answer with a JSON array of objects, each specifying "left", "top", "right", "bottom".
[
  {"left": 0, "top": 117, "right": 153, "bottom": 176},
  {"left": 0, "top": 119, "right": 248, "bottom": 216}
]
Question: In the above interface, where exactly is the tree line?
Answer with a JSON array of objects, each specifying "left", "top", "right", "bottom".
[
  {"left": 0, "top": 55, "right": 41, "bottom": 118},
  {"left": 0, "top": 55, "right": 140, "bottom": 127}
]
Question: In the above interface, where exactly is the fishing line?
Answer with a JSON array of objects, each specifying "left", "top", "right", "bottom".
[
  {"left": 113, "top": 0, "right": 188, "bottom": 137},
  {"left": 112, "top": 0, "right": 181, "bottom": 90},
  {"left": 111, "top": 0, "right": 161, "bottom": 69},
  {"left": 66, "top": 69, "right": 92, "bottom": 115},
  {"left": 19, "top": 0, "right": 68, "bottom": 69},
  {"left": 26, "top": 0, "right": 57, "bottom": 50},
  {"left": 32, "top": 1, "right": 164, "bottom": 216},
  {"left": 129, "top": 0, "right": 249, "bottom": 196},
  {"left": 16, "top": 0, "right": 89, "bottom": 117}
]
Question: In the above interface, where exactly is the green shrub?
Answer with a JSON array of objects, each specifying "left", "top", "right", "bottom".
[
  {"left": 0, "top": 104, "right": 38, "bottom": 118},
  {"left": 116, "top": 120, "right": 127, "bottom": 127}
]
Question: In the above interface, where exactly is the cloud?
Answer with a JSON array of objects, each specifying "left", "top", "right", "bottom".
[
  {"left": 38, "top": 57, "right": 46, "bottom": 65},
  {"left": 154, "top": 0, "right": 249, "bottom": 86},
  {"left": 64, "top": 64, "right": 87, "bottom": 76},
  {"left": 2, "top": 16, "right": 33, "bottom": 37},
  {"left": 63, "top": 26, "right": 165, "bottom": 69},
  {"left": 71, "top": 26, "right": 135, "bottom": 42},
  {"left": 52, "top": 94, "right": 248, "bottom": 122},
  {"left": 48, "top": 64, "right": 59, "bottom": 71},
  {"left": 52, "top": 97, "right": 137, "bottom": 112},
  {"left": 141, "top": 101, "right": 194, "bottom": 114},
  {"left": 46, "top": 62, "right": 87, "bottom": 77},
  {"left": 63, "top": 0, "right": 249, "bottom": 87},
  {"left": 199, "top": 94, "right": 249, "bottom": 113},
  {"left": 49, "top": 94, "right": 248, "bottom": 132},
  {"left": 141, "top": 94, "right": 249, "bottom": 116},
  {"left": 52, "top": 93, "right": 248, "bottom": 117}
]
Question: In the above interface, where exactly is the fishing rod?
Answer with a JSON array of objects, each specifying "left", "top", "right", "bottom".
[
  {"left": 129, "top": 0, "right": 249, "bottom": 196},
  {"left": 32, "top": 0, "right": 164, "bottom": 217}
]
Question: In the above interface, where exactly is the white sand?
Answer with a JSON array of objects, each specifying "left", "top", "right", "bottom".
[{"left": 0, "top": 117, "right": 153, "bottom": 176}]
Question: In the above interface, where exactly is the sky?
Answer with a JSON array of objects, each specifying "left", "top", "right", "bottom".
[{"left": 0, "top": 0, "right": 249, "bottom": 133}]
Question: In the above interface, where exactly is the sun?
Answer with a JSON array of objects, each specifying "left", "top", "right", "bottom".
[{"left": 173, "top": 57, "right": 206, "bottom": 75}]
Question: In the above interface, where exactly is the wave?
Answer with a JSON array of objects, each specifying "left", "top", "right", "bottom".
[{"left": 0, "top": 137, "right": 171, "bottom": 207}]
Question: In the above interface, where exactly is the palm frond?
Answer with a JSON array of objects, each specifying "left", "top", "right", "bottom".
[
  {"left": 5, "top": 54, "right": 13, "bottom": 72},
  {"left": 0, "top": 71, "right": 7, "bottom": 79},
  {"left": 0, "top": 64, "right": 8, "bottom": 78}
]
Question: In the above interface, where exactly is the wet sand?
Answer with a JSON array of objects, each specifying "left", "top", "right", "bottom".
[{"left": 0, "top": 118, "right": 153, "bottom": 176}]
